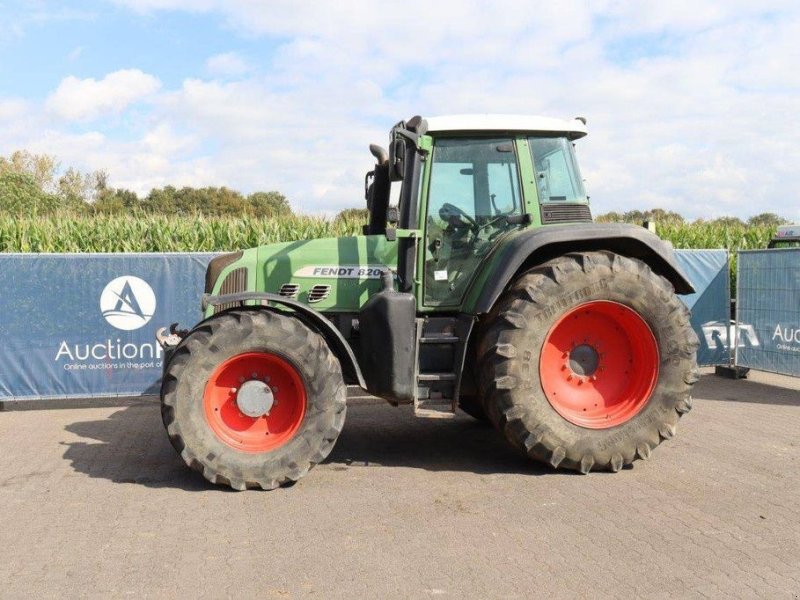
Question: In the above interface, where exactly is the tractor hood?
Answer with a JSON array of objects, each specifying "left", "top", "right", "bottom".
[{"left": 257, "top": 234, "right": 398, "bottom": 312}]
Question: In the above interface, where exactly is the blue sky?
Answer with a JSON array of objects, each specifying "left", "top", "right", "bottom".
[{"left": 1, "top": 1, "right": 798, "bottom": 220}]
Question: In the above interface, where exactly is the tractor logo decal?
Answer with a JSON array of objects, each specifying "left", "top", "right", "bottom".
[
  {"left": 100, "top": 276, "right": 157, "bottom": 331},
  {"left": 294, "top": 265, "right": 386, "bottom": 279}
]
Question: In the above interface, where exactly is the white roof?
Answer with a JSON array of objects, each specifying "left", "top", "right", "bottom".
[{"left": 424, "top": 114, "right": 588, "bottom": 138}]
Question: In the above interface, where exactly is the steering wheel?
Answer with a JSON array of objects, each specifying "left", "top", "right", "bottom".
[{"left": 439, "top": 202, "right": 478, "bottom": 231}]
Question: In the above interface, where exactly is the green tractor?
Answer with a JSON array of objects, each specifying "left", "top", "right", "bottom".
[{"left": 158, "top": 114, "right": 699, "bottom": 490}]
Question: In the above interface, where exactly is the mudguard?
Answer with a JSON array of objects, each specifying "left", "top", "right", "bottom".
[
  {"left": 463, "top": 223, "right": 695, "bottom": 315},
  {"left": 198, "top": 292, "right": 366, "bottom": 388}
]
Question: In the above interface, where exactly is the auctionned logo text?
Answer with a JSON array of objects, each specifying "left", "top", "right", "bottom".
[
  {"left": 773, "top": 323, "right": 800, "bottom": 352},
  {"left": 54, "top": 274, "right": 162, "bottom": 371}
]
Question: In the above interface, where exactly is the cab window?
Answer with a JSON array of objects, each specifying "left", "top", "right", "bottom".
[
  {"left": 424, "top": 137, "right": 522, "bottom": 306},
  {"left": 529, "top": 137, "right": 586, "bottom": 202}
]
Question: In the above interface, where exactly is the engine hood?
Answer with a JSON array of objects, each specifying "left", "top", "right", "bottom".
[{"left": 257, "top": 234, "right": 398, "bottom": 312}]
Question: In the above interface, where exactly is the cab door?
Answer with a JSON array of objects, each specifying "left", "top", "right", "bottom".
[{"left": 422, "top": 137, "right": 524, "bottom": 308}]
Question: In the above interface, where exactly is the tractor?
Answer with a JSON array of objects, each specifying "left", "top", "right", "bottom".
[{"left": 157, "top": 114, "right": 699, "bottom": 490}]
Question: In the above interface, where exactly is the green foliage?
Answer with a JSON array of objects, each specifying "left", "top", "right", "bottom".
[
  {"left": 655, "top": 221, "right": 775, "bottom": 251},
  {"left": 595, "top": 208, "right": 684, "bottom": 224},
  {"left": 0, "top": 214, "right": 362, "bottom": 253},
  {"left": 0, "top": 171, "right": 59, "bottom": 214},
  {"left": 747, "top": 212, "right": 789, "bottom": 227},
  {"left": 334, "top": 207, "right": 370, "bottom": 226},
  {"left": 0, "top": 150, "right": 59, "bottom": 191},
  {"left": 0, "top": 149, "right": 294, "bottom": 218},
  {"left": 139, "top": 187, "right": 293, "bottom": 217},
  {"left": 247, "top": 191, "right": 291, "bottom": 217},
  {"left": 656, "top": 221, "right": 778, "bottom": 293},
  {"left": 93, "top": 188, "right": 141, "bottom": 214},
  {"left": 0, "top": 213, "right": 781, "bottom": 256},
  {"left": 704, "top": 216, "right": 746, "bottom": 228}
]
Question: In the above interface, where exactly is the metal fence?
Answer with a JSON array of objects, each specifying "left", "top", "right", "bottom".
[
  {"left": 674, "top": 250, "right": 730, "bottom": 367},
  {"left": 735, "top": 249, "right": 800, "bottom": 377}
]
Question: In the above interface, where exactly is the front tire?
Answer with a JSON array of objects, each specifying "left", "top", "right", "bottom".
[
  {"left": 161, "top": 308, "right": 346, "bottom": 490},
  {"left": 478, "top": 251, "right": 699, "bottom": 473}
]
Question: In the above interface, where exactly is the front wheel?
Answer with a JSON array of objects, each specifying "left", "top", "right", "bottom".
[
  {"left": 161, "top": 308, "right": 346, "bottom": 490},
  {"left": 478, "top": 251, "right": 699, "bottom": 473}
]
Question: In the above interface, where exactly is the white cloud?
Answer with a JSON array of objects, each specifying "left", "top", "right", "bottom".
[
  {"left": 46, "top": 69, "right": 161, "bottom": 121},
  {"left": 206, "top": 52, "right": 250, "bottom": 77},
  {"left": 0, "top": 99, "right": 28, "bottom": 120},
  {"left": 2, "top": 2, "right": 798, "bottom": 222}
]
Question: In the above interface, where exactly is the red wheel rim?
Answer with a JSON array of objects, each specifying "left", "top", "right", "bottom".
[
  {"left": 203, "top": 352, "right": 306, "bottom": 453},
  {"left": 540, "top": 301, "right": 659, "bottom": 429}
]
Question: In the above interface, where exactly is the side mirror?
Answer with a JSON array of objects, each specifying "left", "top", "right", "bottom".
[
  {"left": 387, "top": 205, "right": 399, "bottom": 225},
  {"left": 388, "top": 139, "right": 405, "bottom": 181},
  {"left": 364, "top": 170, "right": 374, "bottom": 202}
]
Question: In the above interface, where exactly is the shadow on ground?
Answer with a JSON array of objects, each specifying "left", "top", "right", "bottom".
[
  {"left": 324, "top": 404, "right": 547, "bottom": 476},
  {"left": 57, "top": 372, "right": 800, "bottom": 489},
  {"left": 61, "top": 399, "right": 216, "bottom": 492},
  {"left": 61, "top": 401, "right": 548, "bottom": 490},
  {"left": 694, "top": 373, "right": 800, "bottom": 406}
]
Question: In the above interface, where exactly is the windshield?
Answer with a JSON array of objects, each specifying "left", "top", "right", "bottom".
[{"left": 529, "top": 137, "right": 587, "bottom": 202}]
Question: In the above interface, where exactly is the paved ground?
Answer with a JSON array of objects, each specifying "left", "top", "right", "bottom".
[{"left": 0, "top": 369, "right": 799, "bottom": 599}]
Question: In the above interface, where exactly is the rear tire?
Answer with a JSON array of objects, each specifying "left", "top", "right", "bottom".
[
  {"left": 161, "top": 308, "right": 346, "bottom": 490},
  {"left": 478, "top": 251, "right": 699, "bottom": 473},
  {"left": 458, "top": 394, "right": 488, "bottom": 421}
]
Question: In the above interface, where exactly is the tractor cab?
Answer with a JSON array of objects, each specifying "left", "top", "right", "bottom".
[{"left": 363, "top": 114, "right": 592, "bottom": 307}]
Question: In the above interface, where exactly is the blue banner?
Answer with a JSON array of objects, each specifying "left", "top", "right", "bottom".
[
  {"left": 0, "top": 254, "right": 215, "bottom": 399},
  {"left": 735, "top": 249, "right": 800, "bottom": 377},
  {"left": 674, "top": 249, "right": 731, "bottom": 367},
  {"left": 0, "top": 249, "right": 735, "bottom": 401}
]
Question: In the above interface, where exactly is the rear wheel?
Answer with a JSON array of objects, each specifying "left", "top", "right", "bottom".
[
  {"left": 458, "top": 394, "right": 488, "bottom": 421},
  {"left": 478, "top": 251, "right": 699, "bottom": 473},
  {"left": 161, "top": 308, "right": 346, "bottom": 490}
]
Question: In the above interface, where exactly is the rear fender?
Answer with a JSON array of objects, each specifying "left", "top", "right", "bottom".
[{"left": 463, "top": 223, "right": 695, "bottom": 315}]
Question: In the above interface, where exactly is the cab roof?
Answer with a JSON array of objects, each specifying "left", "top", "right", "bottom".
[{"left": 424, "top": 114, "right": 588, "bottom": 139}]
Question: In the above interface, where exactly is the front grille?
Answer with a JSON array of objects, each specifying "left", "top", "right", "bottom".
[
  {"left": 541, "top": 203, "right": 592, "bottom": 224},
  {"left": 205, "top": 251, "right": 243, "bottom": 293},
  {"left": 307, "top": 284, "right": 331, "bottom": 303},
  {"left": 278, "top": 283, "right": 300, "bottom": 299},
  {"left": 214, "top": 267, "right": 248, "bottom": 313}
]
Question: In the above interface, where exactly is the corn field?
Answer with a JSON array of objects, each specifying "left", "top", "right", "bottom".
[
  {"left": 0, "top": 213, "right": 777, "bottom": 254},
  {"left": 0, "top": 214, "right": 364, "bottom": 253},
  {"left": 655, "top": 222, "right": 775, "bottom": 252}
]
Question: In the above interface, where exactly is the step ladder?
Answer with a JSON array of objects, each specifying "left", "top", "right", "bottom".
[{"left": 414, "top": 317, "right": 474, "bottom": 418}]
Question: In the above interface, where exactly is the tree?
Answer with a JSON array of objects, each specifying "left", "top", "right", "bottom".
[
  {"left": 596, "top": 208, "right": 685, "bottom": 224},
  {"left": 747, "top": 213, "right": 788, "bottom": 227},
  {"left": 644, "top": 208, "right": 684, "bottom": 224},
  {"left": 334, "top": 207, "right": 369, "bottom": 224},
  {"left": 247, "top": 191, "right": 291, "bottom": 217},
  {"left": 93, "top": 188, "right": 140, "bottom": 214},
  {"left": 621, "top": 209, "right": 647, "bottom": 223},
  {"left": 0, "top": 171, "right": 59, "bottom": 214},
  {"left": 594, "top": 211, "right": 623, "bottom": 223},
  {"left": 0, "top": 150, "right": 59, "bottom": 193},
  {"left": 57, "top": 167, "right": 97, "bottom": 210},
  {"left": 709, "top": 216, "right": 746, "bottom": 228}
]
